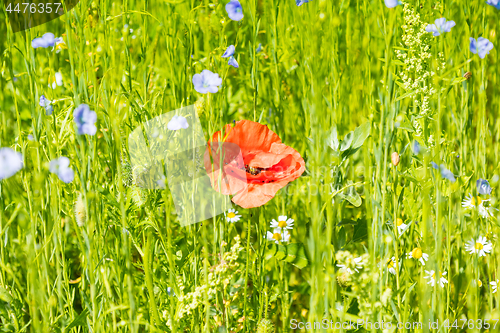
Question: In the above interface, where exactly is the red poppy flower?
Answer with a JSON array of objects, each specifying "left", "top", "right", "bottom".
[{"left": 205, "top": 120, "right": 305, "bottom": 208}]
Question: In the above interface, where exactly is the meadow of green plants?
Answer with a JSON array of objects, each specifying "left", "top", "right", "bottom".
[{"left": 1, "top": 0, "right": 500, "bottom": 332}]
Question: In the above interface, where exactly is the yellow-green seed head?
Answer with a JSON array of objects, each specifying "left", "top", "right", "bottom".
[{"left": 257, "top": 319, "right": 275, "bottom": 333}]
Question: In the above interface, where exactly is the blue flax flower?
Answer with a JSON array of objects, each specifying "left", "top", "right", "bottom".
[
  {"left": 49, "top": 157, "right": 75, "bottom": 183},
  {"left": 477, "top": 179, "right": 492, "bottom": 195},
  {"left": 384, "top": 0, "right": 401, "bottom": 8},
  {"left": 296, "top": 0, "right": 312, "bottom": 5},
  {"left": 470, "top": 37, "right": 494, "bottom": 59},
  {"left": 39, "top": 95, "right": 54, "bottom": 115},
  {"left": 426, "top": 18, "right": 456, "bottom": 36},
  {"left": 168, "top": 115, "right": 189, "bottom": 131},
  {"left": 222, "top": 45, "right": 239, "bottom": 68},
  {"left": 256, "top": 43, "right": 262, "bottom": 53},
  {"left": 440, "top": 165, "right": 456, "bottom": 182},
  {"left": 32, "top": 33, "right": 64, "bottom": 49},
  {"left": 0, "top": 148, "right": 23, "bottom": 180},
  {"left": 222, "top": 45, "right": 235, "bottom": 58},
  {"left": 192, "top": 70, "right": 223, "bottom": 94},
  {"left": 431, "top": 162, "right": 456, "bottom": 182},
  {"left": 73, "top": 104, "right": 97, "bottom": 135},
  {"left": 412, "top": 140, "right": 422, "bottom": 155},
  {"left": 228, "top": 57, "right": 239, "bottom": 68},
  {"left": 225, "top": 1, "right": 243, "bottom": 21},
  {"left": 487, "top": 0, "right": 500, "bottom": 10}
]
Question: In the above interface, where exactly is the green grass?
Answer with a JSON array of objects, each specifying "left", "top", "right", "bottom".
[{"left": 1, "top": 0, "right": 500, "bottom": 332}]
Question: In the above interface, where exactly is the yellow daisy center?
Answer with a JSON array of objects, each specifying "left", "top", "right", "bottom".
[
  {"left": 475, "top": 242, "right": 484, "bottom": 250},
  {"left": 227, "top": 212, "right": 236, "bottom": 219},
  {"left": 387, "top": 259, "right": 394, "bottom": 269},
  {"left": 431, "top": 272, "right": 436, "bottom": 279},
  {"left": 412, "top": 248, "right": 423, "bottom": 259},
  {"left": 396, "top": 218, "right": 403, "bottom": 226},
  {"left": 278, "top": 220, "right": 288, "bottom": 228},
  {"left": 478, "top": 280, "right": 483, "bottom": 287},
  {"left": 272, "top": 233, "right": 282, "bottom": 241},
  {"left": 471, "top": 196, "right": 482, "bottom": 206}
]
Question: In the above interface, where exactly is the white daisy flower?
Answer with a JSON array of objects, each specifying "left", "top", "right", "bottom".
[
  {"left": 270, "top": 215, "right": 294, "bottom": 230},
  {"left": 406, "top": 247, "right": 429, "bottom": 266},
  {"left": 395, "top": 218, "right": 408, "bottom": 235},
  {"left": 266, "top": 228, "right": 291, "bottom": 244},
  {"left": 337, "top": 257, "right": 363, "bottom": 274},
  {"left": 424, "top": 270, "right": 448, "bottom": 288},
  {"left": 386, "top": 256, "right": 400, "bottom": 275},
  {"left": 225, "top": 208, "right": 241, "bottom": 223},
  {"left": 491, "top": 280, "right": 499, "bottom": 294},
  {"left": 462, "top": 194, "right": 494, "bottom": 218},
  {"left": 465, "top": 236, "right": 493, "bottom": 257}
]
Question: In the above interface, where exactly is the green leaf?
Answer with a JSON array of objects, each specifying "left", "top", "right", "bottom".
[
  {"left": 65, "top": 308, "right": 89, "bottom": 331},
  {"left": 340, "top": 131, "right": 353, "bottom": 151},
  {"left": 395, "top": 90, "right": 416, "bottom": 102},
  {"left": 274, "top": 244, "right": 287, "bottom": 260},
  {"left": 337, "top": 219, "right": 358, "bottom": 226},
  {"left": 286, "top": 243, "right": 308, "bottom": 269},
  {"left": 0, "top": 287, "right": 13, "bottom": 303},
  {"left": 352, "top": 218, "right": 368, "bottom": 242},
  {"left": 284, "top": 243, "right": 300, "bottom": 263},
  {"left": 351, "top": 122, "right": 371, "bottom": 150},
  {"left": 327, "top": 125, "right": 340, "bottom": 151},
  {"left": 396, "top": 120, "right": 415, "bottom": 132},
  {"left": 345, "top": 186, "right": 362, "bottom": 207},
  {"left": 337, "top": 227, "right": 346, "bottom": 249}
]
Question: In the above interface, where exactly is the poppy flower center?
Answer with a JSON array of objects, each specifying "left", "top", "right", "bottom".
[
  {"left": 475, "top": 242, "right": 484, "bottom": 250},
  {"left": 272, "top": 233, "right": 282, "bottom": 241},
  {"left": 227, "top": 212, "right": 236, "bottom": 218},
  {"left": 245, "top": 164, "right": 265, "bottom": 175},
  {"left": 278, "top": 220, "right": 287, "bottom": 228},
  {"left": 411, "top": 248, "right": 422, "bottom": 259}
]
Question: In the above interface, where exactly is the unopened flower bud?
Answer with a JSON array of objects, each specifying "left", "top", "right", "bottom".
[
  {"left": 336, "top": 271, "right": 351, "bottom": 288},
  {"left": 391, "top": 152, "right": 400, "bottom": 166}
]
